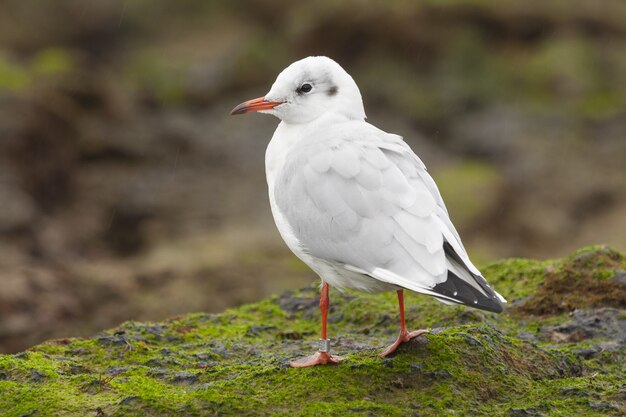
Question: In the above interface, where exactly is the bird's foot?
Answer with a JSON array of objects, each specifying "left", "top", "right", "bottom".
[
  {"left": 290, "top": 351, "right": 343, "bottom": 368},
  {"left": 380, "top": 329, "right": 429, "bottom": 357}
]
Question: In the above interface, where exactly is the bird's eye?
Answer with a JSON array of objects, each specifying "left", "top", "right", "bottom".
[{"left": 298, "top": 83, "right": 312, "bottom": 94}]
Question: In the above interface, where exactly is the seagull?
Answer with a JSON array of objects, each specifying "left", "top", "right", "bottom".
[{"left": 231, "top": 56, "right": 506, "bottom": 368}]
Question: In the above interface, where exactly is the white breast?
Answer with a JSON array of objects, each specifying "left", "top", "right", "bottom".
[
  {"left": 264, "top": 121, "right": 398, "bottom": 294},
  {"left": 265, "top": 122, "right": 307, "bottom": 260}
]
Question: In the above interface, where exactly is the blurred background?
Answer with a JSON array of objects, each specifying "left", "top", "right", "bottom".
[{"left": 0, "top": 0, "right": 625, "bottom": 353}]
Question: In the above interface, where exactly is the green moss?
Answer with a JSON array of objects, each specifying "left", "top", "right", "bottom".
[
  {"left": 482, "top": 257, "right": 549, "bottom": 301},
  {"left": 31, "top": 48, "right": 74, "bottom": 76},
  {"left": 0, "top": 48, "right": 76, "bottom": 92},
  {"left": 0, "top": 54, "right": 31, "bottom": 91},
  {"left": 1, "top": 247, "right": 625, "bottom": 416},
  {"left": 518, "top": 246, "right": 626, "bottom": 315}
]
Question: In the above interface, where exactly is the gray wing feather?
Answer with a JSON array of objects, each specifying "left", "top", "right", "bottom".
[
  {"left": 381, "top": 140, "right": 481, "bottom": 276},
  {"left": 331, "top": 146, "right": 360, "bottom": 178},
  {"left": 309, "top": 149, "right": 333, "bottom": 173},
  {"left": 355, "top": 161, "right": 383, "bottom": 190}
]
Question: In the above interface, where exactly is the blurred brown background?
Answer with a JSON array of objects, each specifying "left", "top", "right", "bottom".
[{"left": 0, "top": 0, "right": 625, "bottom": 353}]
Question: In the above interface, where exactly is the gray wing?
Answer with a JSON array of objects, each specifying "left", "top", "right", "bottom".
[{"left": 275, "top": 122, "right": 505, "bottom": 312}]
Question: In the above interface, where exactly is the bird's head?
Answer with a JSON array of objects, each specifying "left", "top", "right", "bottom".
[{"left": 231, "top": 56, "right": 366, "bottom": 124}]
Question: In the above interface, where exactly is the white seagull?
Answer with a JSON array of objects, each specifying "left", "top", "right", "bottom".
[{"left": 231, "top": 56, "right": 506, "bottom": 367}]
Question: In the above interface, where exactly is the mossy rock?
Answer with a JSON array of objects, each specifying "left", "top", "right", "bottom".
[{"left": 1, "top": 246, "right": 625, "bottom": 416}]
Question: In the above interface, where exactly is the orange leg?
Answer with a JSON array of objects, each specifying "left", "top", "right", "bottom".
[
  {"left": 380, "top": 289, "right": 428, "bottom": 357},
  {"left": 290, "top": 282, "right": 343, "bottom": 367}
]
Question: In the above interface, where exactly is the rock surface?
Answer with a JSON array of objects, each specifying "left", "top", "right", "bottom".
[{"left": 1, "top": 246, "right": 625, "bottom": 416}]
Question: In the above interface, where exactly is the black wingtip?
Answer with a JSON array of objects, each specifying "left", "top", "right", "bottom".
[
  {"left": 431, "top": 271, "right": 505, "bottom": 313},
  {"left": 438, "top": 241, "right": 505, "bottom": 313}
]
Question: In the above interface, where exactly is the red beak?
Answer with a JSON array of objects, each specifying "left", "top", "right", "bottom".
[{"left": 230, "top": 96, "right": 282, "bottom": 115}]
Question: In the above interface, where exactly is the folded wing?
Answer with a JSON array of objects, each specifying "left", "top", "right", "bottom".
[{"left": 275, "top": 121, "right": 505, "bottom": 313}]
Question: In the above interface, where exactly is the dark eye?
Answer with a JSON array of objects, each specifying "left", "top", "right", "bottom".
[{"left": 298, "top": 83, "right": 312, "bottom": 94}]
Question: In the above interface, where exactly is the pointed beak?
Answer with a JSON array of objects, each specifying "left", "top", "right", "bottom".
[{"left": 230, "top": 96, "right": 283, "bottom": 115}]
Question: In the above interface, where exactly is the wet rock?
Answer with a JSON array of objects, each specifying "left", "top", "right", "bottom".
[
  {"left": 207, "top": 342, "right": 228, "bottom": 357},
  {"left": 335, "top": 337, "right": 373, "bottom": 351},
  {"left": 148, "top": 368, "right": 169, "bottom": 379},
  {"left": 277, "top": 330, "right": 302, "bottom": 340},
  {"left": 612, "top": 270, "right": 626, "bottom": 285},
  {"left": 96, "top": 332, "right": 130, "bottom": 347},
  {"left": 425, "top": 370, "right": 452, "bottom": 380},
  {"left": 119, "top": 396, "right": 141, "bottom": 406},
  {"left": 171, "top": 371, "right": 198, "bottom": 385},
  {"left": 139, "top": 324, "right": 166, "bottom": 337},
  {"left": 144, "top": 358, "right": 181, "bottom": 367},
  {"left": 278, "top": 295, "right": 318, "bottom": 314},
  {"left": 159, "top": 348, "right": 174, "bottom": 356},
  {"left": 481, "top": 334, "right": 497, "bottom": 348},
  {"left": 460, "top": 333, "right": 482, "bottom": 347},
  {"left": 327, "top": 313, "right": 344, "bottom": 324},
  {"left": 180, "top": 343, "right": 197, "bottom": 350},
  {"left": 165, "top": 335, "right": 183, "bottom": 343},
  {"left": 589, "top": 401, "right": 620, "bottom": 412},
  {"left": 560, "top": 387, "right": 590, "bottom": 397},
  {"left": 374, "top": 314, "right": 393, "bottom": 327},
  {"left": 66, "top": 364, "right": 89, "bottom": 375},
  {"left": 516, "top": 330, "right": 538, "bottom": 342},
  {"left": 196, "top": 361, "right": 218, "bottom": 368},
  {"left": 29, "top": 369, "right": 46, "bottom": 382},
  {"left": 410, "top": 364, "right": 423, "bottom": 372},
  {"left": 572, "top": 345, "right": 602, "bottom": 359},
  {"left": 544, "top": 308, "right": 626, "bottom": 344},
  {"left": 246, "top": 325, "right": 277, "bottom": 337},
  {"left": 107, "top": 366, "right": 127, "bottom": 375},
  {"left": 381, "top": 359, "right": 394, "bottom": 368},
  {"left": 508, "top": 407, "right": 546, "bottom": 416},
  {"left": 191, "top": 352, "right": 217, "bottom": 361}
]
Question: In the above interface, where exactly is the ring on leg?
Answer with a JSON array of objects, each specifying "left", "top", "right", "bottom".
[
  {"left": 290, "top": 283, "right": 343, "bottom": 368},
  {"left": 290, "top": 339, "right": 343, "bottom": 367},
  {"left": 319, "top": 338, "right": 330, "bottom": 352}
]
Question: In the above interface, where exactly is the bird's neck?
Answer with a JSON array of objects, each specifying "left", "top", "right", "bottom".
[{"left": 264, "top": 122, "right": 302, "bottom": 189}]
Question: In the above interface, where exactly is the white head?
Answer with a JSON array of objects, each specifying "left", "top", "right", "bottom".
[{"left": 231, "top": 56, "right": 366, "bottom": 124}]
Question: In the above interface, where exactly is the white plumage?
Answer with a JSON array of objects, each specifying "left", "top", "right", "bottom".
[{"left": 231, "top": 56, "right": 505, "bottom": 366}]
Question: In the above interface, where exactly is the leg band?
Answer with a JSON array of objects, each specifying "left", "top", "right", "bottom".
[{"left": 319, "top": 339, "right": 331, "bottom": 353}]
